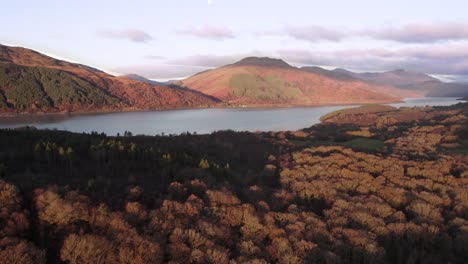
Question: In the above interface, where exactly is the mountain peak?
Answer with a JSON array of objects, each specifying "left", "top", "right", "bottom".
[
  {"left": 386, "top": 69, "right": 438, "bottom": 80},
  {"left": 231, "top": 57, "right": 292, "bottom": 68},
  {"left": 0, "top": 44, "right": 104, "bottom": 73},
  {"left": 300, "top": 66, "right": 358, "bottom": 81},
  {"left": 121, "top": 74, "right": 150, "bottom": 82},
  {"left": 122, "top": 74, "right": 169, "bottom": 86},
  {"left": 333, "top": 68, "right": 354, "bottom": 74},
  {"left": 390, "top": 69, "right": 407, "bottom": 74}
]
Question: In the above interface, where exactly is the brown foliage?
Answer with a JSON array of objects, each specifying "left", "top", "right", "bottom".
[{"left": 0, "top": 241, "right": 45, "bottom": 264}]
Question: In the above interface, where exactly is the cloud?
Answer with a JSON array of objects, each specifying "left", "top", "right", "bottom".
[
  {"left": 48, "top": 32, "right": 65, "bottom": 39},
  {"left": 97, "top": 29, "right": 153, "bottom": 43},
  {"left": 166, "top": 50, "right": 271, "bottom": 68},
  {"left": 434, "top": 74, "right": 468, "bottom": 83},
  {"left": 117, "top": 43, "right": 468, "bottom": 80},
  {"left": 167, "top": 54, "right": 241, "bottom": 67},
  {"left": 258, "top": 22, "right": 468, "bottom": 43},
  {"left": 113, "top": 64, "right": 210, "bottom": 80},
  {"left": 175, "top": 26, "right": 235, "bottom": 40},
  {"left": 364, "top": 22, "right": 468, "bottom": 43},
  {"left": 283, "top": 25, "right": 347, "bottom": 42},
  {"left": 393, "top": 45, "right": 468, "bottom": 60},
  {"left": 326, "top": 45, "right": 468, "bottom": 61},
  {"left": 256, "top": 25, "right": 346, "bottom": 42},
  {"left": 144, "top": 55, "right": 166, "bottom": 60},
  {"left": 115, "top": 51, "right": 269, "bottom": 79},
  {"left": 278, "top": 44, "right": 468, "bottom": 75}
]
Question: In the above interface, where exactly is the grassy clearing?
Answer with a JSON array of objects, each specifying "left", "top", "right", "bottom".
[
  {"left": 228, "top": 73, "right": 302, "bottom": 101},
  {"left": 320, "top": 104, "right": 396, "bottom": 121}
]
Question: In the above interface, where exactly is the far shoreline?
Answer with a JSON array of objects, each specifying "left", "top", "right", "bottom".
[
  {"left": 0, "top": 97, "right": 466, "bottom": 136},
  {"left": 0, "top": 98, "right": 414, "bottom": 118}
]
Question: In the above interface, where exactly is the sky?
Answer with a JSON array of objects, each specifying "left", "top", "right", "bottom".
[{"left": 2, "top": 0, "right": 468, "bottom": 81}]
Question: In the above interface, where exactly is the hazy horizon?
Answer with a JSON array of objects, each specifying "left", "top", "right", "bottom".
[{"left": 2, "top": 0, "right": 468, "bottom": 81}]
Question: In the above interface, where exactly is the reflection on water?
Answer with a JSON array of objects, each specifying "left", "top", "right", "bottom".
[
  {"left": 389, "top": 97, "right": 466, "bottom": 108},
  {"left": 0, "top": 97, "right": 465, "bottom": 135},
  {"left": 0, "top": 113, "right": 72, "bottom": 125}
]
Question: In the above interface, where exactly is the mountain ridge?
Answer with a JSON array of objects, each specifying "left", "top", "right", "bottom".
[
  {"left": 179, "top": 57, "right": 419, "bottom": 106},
  {"left": 301, "top": 66, "right": 359, "bottom": 81},
  {"left": 2, "top": 45, "right": 465, "bottom": 115},
  {"left": 313, "top": 66, "right": 468, "bottom": 97},
  {"left": 0, "top": 44, "right": 220, "bottom": 114},
  {"left": 230, "top": 57, "right": 293, "bottom": 68}
]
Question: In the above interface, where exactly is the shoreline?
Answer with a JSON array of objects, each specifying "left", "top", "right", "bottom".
[
  {"left": 0, "top": 99, "right": 409, "bottom": 118},
  {"left": 0, "top": 97, "right": 465, "bottom": 136}
]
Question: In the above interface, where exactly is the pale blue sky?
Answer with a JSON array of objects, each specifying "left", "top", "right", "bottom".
[{"left": 2, "top": 0, "right": 468, "bottom": 80}]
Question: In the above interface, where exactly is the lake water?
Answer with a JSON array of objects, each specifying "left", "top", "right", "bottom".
[{"left": 0, "top": 97, "right": 464, "bottom": 136}]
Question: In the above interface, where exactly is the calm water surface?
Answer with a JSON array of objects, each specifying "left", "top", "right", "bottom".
[{"left": 0, "top": 97, "right": 464, "bottom": 135}]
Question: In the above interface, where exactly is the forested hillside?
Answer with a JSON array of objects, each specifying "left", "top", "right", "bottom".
[
  {"left": 0, "top": 44, "right": 219, "bottom": 114},
  {"left": 0, "top": 102, "right": 467, "bottom": 263},
  {"left": 0, "top": 63, "right": 121, "bottom": 111}
]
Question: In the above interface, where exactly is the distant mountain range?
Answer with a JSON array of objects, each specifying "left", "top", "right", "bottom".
[
  {"left": 121, "top": 74, "right": 169, "bottom": 86},
  {"left": 0, "top": 44, "right": 219, "bottom": 114},
  {"left": 178, "top": 57, "right": 418, "bottom": 106},
  {"left": 302, "top": 67, "right": 468, "bottom": 97},
  {"left": 1, "top": 44, "right": 466, "bottom": 114}
]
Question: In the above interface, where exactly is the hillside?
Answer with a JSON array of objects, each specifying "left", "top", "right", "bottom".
[
  {"left": 301, "top": 66, "right": 359, "bottom": 81},
  {"left": 301, "top": 66, "right": 468, "bottom": 97},
  {"left": 179, "top": 57, "right": 418, "bottom": 106},
  {"left": 121, "top": 74, "right": 169, "bottom": 86},
  {"left": 231, "top": 57, "right": 293, "bottom": 68},
  {"left": 0, "top": 63, "right": 121, "bottom": 112},
  {"left": 0, "top": 44, "right": 219, "bottom": 114},
  {"left": 345, "top": 68, "right": 468, "bottom": 97},
  {"left": 357, "top": 69, "right": 438, "bottom": 86},
  {"left": 401, "top": 81, "right": 468, "bottom": 97}
]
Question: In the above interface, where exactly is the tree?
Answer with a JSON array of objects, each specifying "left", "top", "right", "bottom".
[
  {"left": 0, "top": 241, "right": 46, "bottom": 264},
  {"left": 66, "top": 147, "right": 73, "bottom": 157},
  {"left": 60, "top": 234, "right": 116, "bottom": 264},
  {"left": 199, "top": 159, "right": 210, "bottom": 169}
]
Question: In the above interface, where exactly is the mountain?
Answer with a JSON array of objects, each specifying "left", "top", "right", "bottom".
[
  {"left": 231, "top": 57, "right": 293, "bottom": 68},
  {"left": 356, "top": 69, "right": 438, "bottom": 86},
  {"left": 348, "top": 69, "right": 468, "bottom": 97},
  {"left": 178, "top": 57, "right": 418, "bottom": 106},
  {"left": 0, "top": 44, "right": 219, "bottom": 114},
  {"left": 121, "top": 74, "right": 169, "bottom": 86},
  {"left": 301, "top": 66, "right": 359, "bottom": 81},
  {"left": 300, "top": 66, "right": 468, "bottom": 98}
]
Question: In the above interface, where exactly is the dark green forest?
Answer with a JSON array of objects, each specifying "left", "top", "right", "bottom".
[
  {"left": 0, "top": 63, "right": 119, "bottom": 111},
  {"left": 0, "top": 103, "right": 467, "bottom": 264}
]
